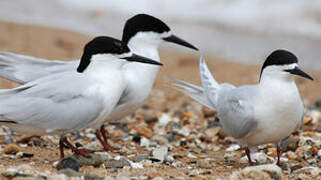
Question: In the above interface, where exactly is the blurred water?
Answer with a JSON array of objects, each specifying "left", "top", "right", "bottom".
[{"left": 0, "top": 0, "right": 320, "bottom": 70}]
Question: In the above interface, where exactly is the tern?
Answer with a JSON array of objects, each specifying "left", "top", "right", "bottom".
[
  {"left": 0, "top": 14, "right": 198, "bottom": 151},
  {"left": 171, "top": 50, "right": 313, "bottom": 166},
  {"left": 0, "top": 36, "right": 162, "bottom": 158}
]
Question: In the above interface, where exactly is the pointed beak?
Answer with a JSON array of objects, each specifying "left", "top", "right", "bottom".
[
  {"left": 122, "top": 54, "right": 163, "bottom": 66},
  {"left": 163, "top": 34, "right": 198, "bottom": 51},
  {"left": 284, "top": 66, "right": 313, "bottom": 80}
]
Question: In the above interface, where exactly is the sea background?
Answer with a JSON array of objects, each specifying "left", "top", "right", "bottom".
[{"left": 0, "top": 0, "right": 320, "bottom": 70}]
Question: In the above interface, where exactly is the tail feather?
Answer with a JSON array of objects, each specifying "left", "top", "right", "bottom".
[
  {"left": 0, "top": 51, "right": 74, "bottom": 84},
  {"left": 199, "top": 56, "right": 219, "bottom": 107},
  {"left": 168, "top": 77, "right": 215, "bottom": 109}
]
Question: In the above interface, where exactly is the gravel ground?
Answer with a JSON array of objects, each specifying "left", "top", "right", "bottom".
[{"left": 0, "top": 20, "right": 320, "bottom": 180}]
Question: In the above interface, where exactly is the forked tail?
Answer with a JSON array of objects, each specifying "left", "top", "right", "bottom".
[{"left": 169, "top": 56, "right": 219, "bottom": 109}]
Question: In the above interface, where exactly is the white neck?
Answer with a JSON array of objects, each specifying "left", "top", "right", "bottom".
[{"left": 85, "top": 54, "right": 125, "bottom": 74}]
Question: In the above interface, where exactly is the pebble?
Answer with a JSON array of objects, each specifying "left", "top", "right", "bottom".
[
  {"left": 290, "top": 166, "right": 321, "bottom": 179},
  {"left": 240, "top": 152, "right": 269, "bottom": 164},
  {"left": 207, "top": 120, "right": 221, "bottom": 128},
  {"left": 151, "top": 135, "right": 168, "bottom": 145},
  {"left": 163, "top": 155, "right": 174, "bottom": 164},
  {"left": 281, "top": 137, "right": 299, "bottom": 152},
  {"left": 84, "top": 173, "right": 102, "bottom": 180},
  {"left": 226, "top": 144, "right": 241, "bottom": 151},
  {"left": 202, "top": 107, "right": 216, "bottom": 118},
  {"left": 15, "top": 152, "right": 34, "bottom": 158},
  {"left": 197, "top": 159, "right": 211, "bottom": 169},
  {"left": 115, "top": 173, "right": 130, "bottom": 180},
  {"left": 72, "top": 152, "right": 110, "bottom": 167},
  {"left": 134, "top": 125, "right": 153, "bottom": 138},
  {"left": 56, "top": 157, "right": 80, "bottom": 171},
  {"left": 57, "top": 168, "right": 82, "bottom": 177},
  {"left": 224, "top": 152, "right": 237, "bottom": 163},
  {"left": 158, "top": 114, "right": 172, "bottom": 127},
  {"left": 105, "top": 159, "right": 130, "bottom": 169},
  {"left": 187, "top": 153, "right": 197, "bottom": 159},
  {"left": 151, "top": 146, "right": 168, "bottom": 162},
  {"left": 229, "top": 164, "right": 282, "bottom": 180},
  {"left": 133, "top": 154, "right": 149, "bottom": 162},
  {"left": 48, "top": 174, "right": 68, "bottom": 180},
  {"left": 3, "top": 144, "right": 20, "bottom": 154},
  {"left": 152, "top": 177, "right": 164, "bottom": 180},
  {"left": 144, "top": 115, "right": 158, "bottom": 124},
  {"left": 140, "top": 137, "right": 150, "bottom": 147},
  {"left": 204, "top": 127, "right": 220, "bottom": 137}
]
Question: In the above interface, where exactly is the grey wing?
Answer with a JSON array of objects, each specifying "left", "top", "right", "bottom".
[
  {"left": 0, "top": 52, "right": 77, "bottom": 84},
  {"left": 0, "top": 73, "right": 104, "bottom": 132},
  {"left": 217, "top": 86, "right": 258, "bottom": 139}
]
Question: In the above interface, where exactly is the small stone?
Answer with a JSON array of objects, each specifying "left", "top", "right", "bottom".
[
  {"left": 224, "top": 152, "right": 237, "bottom": 163},
  {"left": 226, "top": 144, "right": 241, "bottom": 151},
  {"left": 187, "top": 153, "right": 197, "bottom": 159},
  {"left": 56, "top": 157, "right": 80, "bottom": 171},
  {"left": 286, "top": 151, "right": 298, "bottom": 160},
  {"left": 132, "top": 135, "right": 141, "bottom": 143},
  {"left": 3, "top": 144, "right": 20, "bottom": 154},
  {"left": 229, "top": 164, "right": 282, "bottom": 180},
  {"left": 15, "top": 152, "right": 34, "bottom": 158},
  {"left": 48, "top": 174, "right": 68, "bottom": 180},
  {"left": 198, "top": 159, "right": 211, "bottom": 169},
  {"left": 152, "top": 177, "right": 164, "bottom": 180},
  {"left": 290, "top": 164, "right": 303, "bottom": 172},
  {"left": 0, "top": 168, "right": 18, "bottom": 177},
  {"left": 57, "top": 168, "right": 82, "bottom": 177},
  {"left": 144, "top": 115, "right": 158, "bottom": 124},
  {"left": 310, "top": 146, "right": 318, "bottom": 156},
  {"left": 140, "top": 137, "right": 150, "bottom": 147},
  {"left": 303, "top": 115, "right": 313, "bottom": 125},
  {"left": 204, "top": 127, "right": 220, "bottom": 137},
  {"left": 281, "top": 137, "right": 299, "bottom": 152},
  {"left": 187, "top": 169, "right": 200, "bottom": 177},
  {"left": 133, "top": 154, "right": 149, "bottom": 162},
  {"left": 158, "top": 114, "right": 172, "bottom": 127},
  {"left": 163, "top": 155, "right": 174, "bottom": 164},
  {"left": 152, "top": 135, "right": 168, "bottom": 145},
  {"left": 72, "top": 152, "right": 110, "bottom": 167},
  {"left": 15, "top": 135, "right": 36, "bottom": 144},
  {"left": 134, "top": 125, "right": 153, "bottom": 138},
  {"left": 84, "top": 173, "right": 102, "bottom": 180},
  {"left": 252, "top": 152, "right": 268, "bottom": 164},
  {"left": 105, "top": 159, "right": 130, "bottom": 169},
  {"left": 202, "top": 106, "right": 216, "bottom": 118},
  {"left": 115, "top": 173, "right": 130, "bottom": 180},
  {"left": 151, "top": 146, "right": 168, "bottom": 162},
  {"left": 207, "top": 120, "right": 221, "bottom": 128}
]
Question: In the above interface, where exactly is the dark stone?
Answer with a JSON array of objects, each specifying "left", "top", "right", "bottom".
[
  {"left": 315, "top": 99, "right": 321, "bottom": 108},
  {"left": 56, "top": 157, "right": 80, "bottom": 171},
  {"left": 207, "top": 120, "right": 221, "bottom": 128},
  {"left": 105, "top": 159, "right": 130, "bottom": 169},
  {"left": 180, "top": 141, "right": 187, "bottom": 147},
  {"left": 167, "top": 134, "right": 177, "bottom": 142},
  {"left": 132, "top": 135, "right": 141, "bottom": 143},
  {"left": 22, "top": 152, "right": 34, "bottom": 158},
  {"left": 75, "top": 142, "right": 83, "bottom": 148},
  {"left": 84, "top": 173, "right": 102, "bottom": 180}
]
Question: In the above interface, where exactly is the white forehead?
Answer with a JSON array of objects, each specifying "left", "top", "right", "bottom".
[{"left": 264, "top": 63, "right": 298, "bottom": 72}]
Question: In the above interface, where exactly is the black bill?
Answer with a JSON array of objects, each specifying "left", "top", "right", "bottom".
[
  {"left": 284, "top": 66, "right": 313, "bottom": 80},
  {"left": 163, "top": 35, "right": 198, "bottom": 51},
  {"left": 123, "top": 54, "right": 163, "bottom": 66}
]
